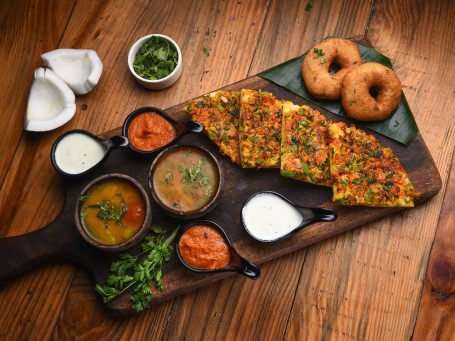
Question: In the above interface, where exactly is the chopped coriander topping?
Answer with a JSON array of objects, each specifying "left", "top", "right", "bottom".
[
  {"left": 249, "top": 136, "right": 260, "bottom": 143},
  {"left": 313, "top": 48, "right": 325, "bottom": 59},
  {"left": 161, "top": 171, "right": 173, "bottom": 186},
  {"left": 133, "top": 36, "right": 178, "bottom": 80},
  {"left": 83, "top": 193, "right": 127, "bottom": 228}
]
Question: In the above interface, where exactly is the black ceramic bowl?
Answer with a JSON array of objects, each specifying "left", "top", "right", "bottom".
[
  {"left": 240, "top": 191, "right": 337, "bottom": 243},
  {"left": 51, "top": 129, "right": 128, "bottom": 178},
  {"left": 122, "top": 106, "right": 203, "bottom": 156},
  {"left": 175, "top": 220, "right": 260, "bottom": 279},
  {"left": 148, "top": 144, "right": 223, "bottom": 220},
  {"left": 75, "top": 173, "right": 152, "bottom": 252}
]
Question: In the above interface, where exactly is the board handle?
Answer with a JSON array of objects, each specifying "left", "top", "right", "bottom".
[{"left": 0, "top": 217, "right": 77, "bottom": 285}]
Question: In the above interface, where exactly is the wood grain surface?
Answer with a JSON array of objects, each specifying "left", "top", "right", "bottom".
[{"left": 0, "top": 0, "right": 454, "bottom": 339}]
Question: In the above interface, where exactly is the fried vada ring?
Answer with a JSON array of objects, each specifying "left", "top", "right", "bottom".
[
  {"left": 341, "top": 62, "right": 402, "bottom": 121},
  {"left": 302, "top": 38, "right": 363, "bottom": 100}
]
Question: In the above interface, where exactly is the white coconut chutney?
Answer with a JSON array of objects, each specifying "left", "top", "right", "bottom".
[
  {"left": 55, "top": 132, "right": 106, "bottom": 174},
  {"left": 242, "top": 192, "right": 304, "bottom": 241}
]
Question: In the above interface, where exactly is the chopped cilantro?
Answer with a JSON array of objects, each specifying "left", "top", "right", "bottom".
[
  {"left": 133, "top": 36, "right": 178, "bottom": 80},
  {"left": 249, "top": 136, "right": 260, "bottom": 143},
  {"left": 161, "top": 171, "right": 173, "bottom": 186},
  {"left": 82, "top": 193, "right": 127, "bottom": 228}
]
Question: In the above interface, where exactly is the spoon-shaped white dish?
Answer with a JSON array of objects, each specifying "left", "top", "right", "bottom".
[
  {"left": 24, "top": 68, "right": 76, "bottom": 132},
  {"left": 241, "top": 191, "right": 337, "bottom": 243},
  {"left": 40, "top": 49, "right": 103, "bottom": 95}
]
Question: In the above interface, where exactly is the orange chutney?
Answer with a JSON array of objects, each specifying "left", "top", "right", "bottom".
[
  {"left": 80, "top": 178, "right": 146, "bottom": 245},
  {"left": 178, "top": 225, "right": 231, "bottom": 270},
  {"left": 128, "top": 112, "right": 177, "bottom": 151}
]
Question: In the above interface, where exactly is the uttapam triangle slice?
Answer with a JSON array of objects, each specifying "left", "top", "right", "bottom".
[
  {"left": 183, "top": 91, "right": 241, "bottom": 165},
  {"left": 280, "top": 101, "right": 331, "bottom": 186},
  {"left": 239, "top": 89, "right": 283, "bottom": 168},
  {"left": 328, "top": 122, "right": 421, "bottom": 207}
]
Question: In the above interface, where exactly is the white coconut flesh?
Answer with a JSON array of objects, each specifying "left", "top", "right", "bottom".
[
  {"left": 40, "top": 49, "right": 103, "bottom": 95},
  {"left": 24, "top": 68, "right": 76, "bottom": 132}
]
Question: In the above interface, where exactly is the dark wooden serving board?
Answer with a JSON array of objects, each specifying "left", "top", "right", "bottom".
[{"left": 0, "top": 61, "right": 441, "bottom": 315}]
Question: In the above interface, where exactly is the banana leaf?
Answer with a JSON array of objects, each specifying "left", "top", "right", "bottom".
[{"left": 258, "top": 38, "right": 418, "bottom": 145}]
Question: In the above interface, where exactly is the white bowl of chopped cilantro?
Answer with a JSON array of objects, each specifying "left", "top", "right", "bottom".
[{"left": 128, "top": 34, "right": 182, "bottom": 90}]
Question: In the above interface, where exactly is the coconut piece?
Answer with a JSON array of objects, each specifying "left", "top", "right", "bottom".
[
  {"left": 24, "top": 68, "right": 76, "bottom": 132},
  {"left": 40, "top": 49, "right": 103, "bottom": 95}
]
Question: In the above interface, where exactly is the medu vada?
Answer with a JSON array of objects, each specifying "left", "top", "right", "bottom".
[
  {"left": 302, "top": 38, "right": 363, "bottom": 100},
  {"left": 341, "top": 62, "right": 402, "bottom": 121}
]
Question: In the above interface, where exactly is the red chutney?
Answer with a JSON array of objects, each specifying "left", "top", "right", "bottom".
[
  {"left": 178, "top": 225, "right": 230, "bottom": 270},
  {"left": 128, "top": 112, "right": 177, "bottom": 151}
]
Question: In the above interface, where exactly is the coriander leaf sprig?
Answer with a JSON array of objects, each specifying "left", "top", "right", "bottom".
[{"left": 95, "top": 225, "right": 180, "bottom": 312}]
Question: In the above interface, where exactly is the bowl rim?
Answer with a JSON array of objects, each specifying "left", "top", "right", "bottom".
[
  {"left": 127, "top": 34, "right": 182, "bottom": 84},
  {"left": 148, "top": 144, "right": 223, "bottom": 219},
  {"left": 122, "top": 106, "right": 179, "bottom": 155},
  {"left": 74, "top": 173, "right": 152, "bottom": 252}
]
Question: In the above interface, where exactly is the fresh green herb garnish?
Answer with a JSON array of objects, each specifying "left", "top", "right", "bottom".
[
  {"left": 313, "top": 48, "right": 325, "bottom": 59},
  {"left": 95, "top": 225, "right": 180, "bottom": 312},
  {"left": 82, "top": 193, "right": 127, "bottom": 228},
  {"left": 202, "top": 47, "right": 209, "bottom": 56},
  {"left": 171, "top": 201, "right": 184, "bottom": 211},
  {"left": 161, "top": 171, "right": 173, "bottom": 186},
  {"left": 249, "top": 136, "right": 260, "bottom": 143},
  {"left": 366, "top": 176, "right": 376, "bottom": 184},
  {"left": 305, "top": 2, "right": 313, "bottom": 10},
  {"left": 178, "top": 158, "right": 211, "bottom": 192},
  {"left": 313, "top": 48, "right": 326, "bottom": 64},
  {"left": 150, "top": 225, "right": 167, "bottom": 234},
  {"left": 394, "top": 120, "right": 400, "bottom": 127},
  {"left": 133, "top": 36, "right": 178, "bottom": 80}
]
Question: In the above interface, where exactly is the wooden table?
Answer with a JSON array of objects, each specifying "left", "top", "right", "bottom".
[{"left": 1, "top": 0, "right": 454, "bottom": 339}]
